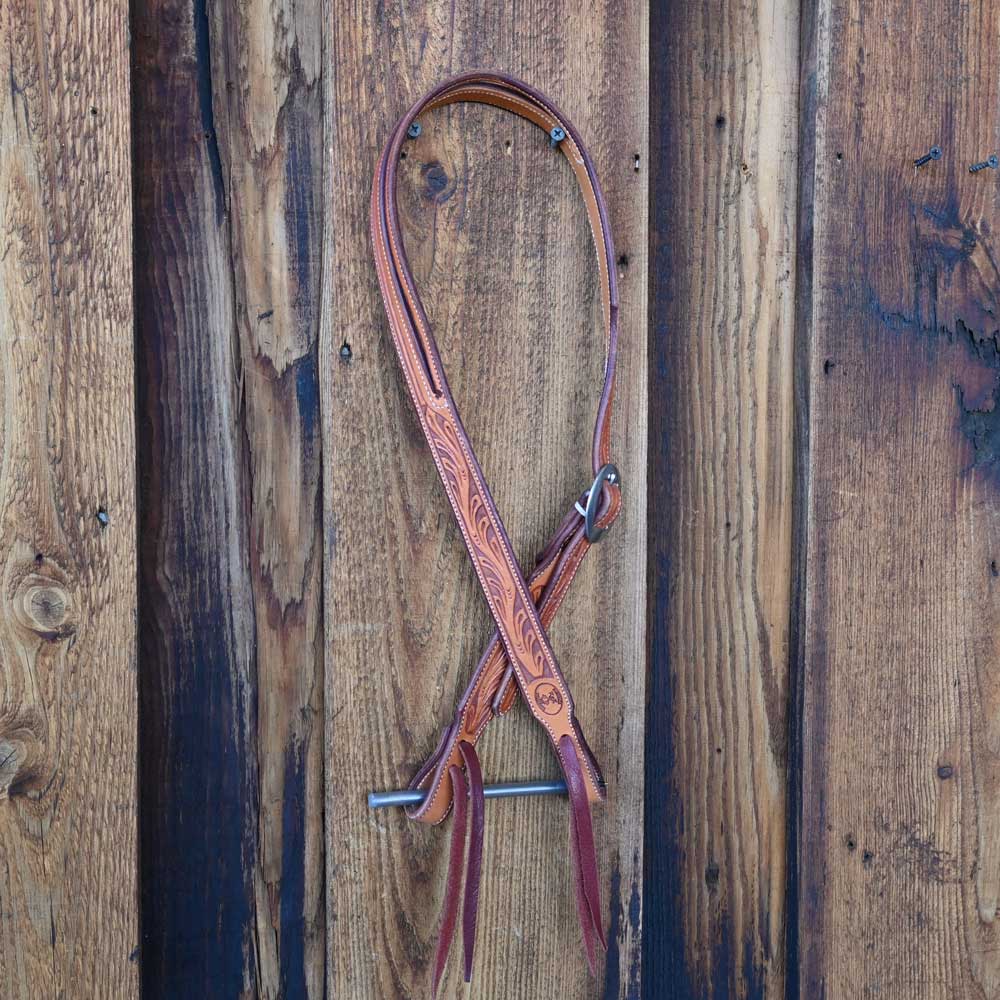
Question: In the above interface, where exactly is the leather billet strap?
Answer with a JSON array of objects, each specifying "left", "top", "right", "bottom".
[{"left": 371, "top": 71, "right": 622, "bottom": 986}]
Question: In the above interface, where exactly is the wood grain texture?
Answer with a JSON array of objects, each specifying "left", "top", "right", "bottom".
[
  {"left": 323, "top": 5, "right": 646, "bottom": 998},
  {"left": 647, "top": 0, "right": 799, "bottom": 996},
  {"left": 796, "top": 1, "right": 1000, "bottom": 996},
  {"left": 132, "top": 0, "right": 325, "bottom": 994},
  {"left": 0, "top": 0, "right": 138, "bottom": 995}
]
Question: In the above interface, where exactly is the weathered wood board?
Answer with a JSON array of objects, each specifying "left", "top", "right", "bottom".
[
  {"left": 132, "top": 0, "right": 325, "bottom": 994},
  {"left": 647, "top": 0, "right": 800, "bottom": 996},
  {"left": 323, "top": 3, "right": 647, "bottom": 997},
  {"left": 796, "top": 0, "right": 1000, "bottom": 996},
  {"left": 7, "top": 3, "right": 996, "bottom": 996},
  {"left": 0, "top": 0, "right": 139, "bottom": 996}
]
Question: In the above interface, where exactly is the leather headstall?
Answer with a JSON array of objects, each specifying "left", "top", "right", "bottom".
[{"left": 370, "top": 70, "right": 623, "bottom": 995}]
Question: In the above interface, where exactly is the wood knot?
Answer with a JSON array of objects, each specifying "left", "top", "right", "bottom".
[
  {"left": 12, "top": 573, "right": 77, "bottom": 641},
  {"left": 421, "top": 161, "right": 455, "bottom": 203},
  {"left": 0, "top": 740, "right": 21, "bottom": 800}
]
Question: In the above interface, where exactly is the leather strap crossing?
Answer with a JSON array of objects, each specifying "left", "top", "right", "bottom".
[{"left": 371, "top": 71, "right": 623, "bottom": 991}]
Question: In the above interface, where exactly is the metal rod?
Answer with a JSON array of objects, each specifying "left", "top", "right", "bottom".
[{"left": 368, "top": 779, "right": 567, "bottom": 810}]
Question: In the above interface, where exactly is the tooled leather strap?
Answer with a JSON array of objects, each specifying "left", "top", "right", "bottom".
[{"left": 371, "top": 71, "right": 622, "bottom": 985}]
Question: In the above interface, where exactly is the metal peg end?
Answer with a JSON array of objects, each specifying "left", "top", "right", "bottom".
[
  {"left": 407, "top": 121, "right": 422, "bottom": 139},
  {"left": 549, "top": 126, "right": 566, "bottom": 148}
]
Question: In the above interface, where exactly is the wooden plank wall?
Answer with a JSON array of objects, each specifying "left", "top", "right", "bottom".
[
  {"left": 132, "top": 0, "right": 325, "bottom": 995},
  {"left": 4, "top": 2, "right": 1000, "bottom": 998},
  {"left": 323, "top": 3, "right": 647, "bottom": 999},
  {"left": 647, "top": 0, "right": 800, "bottom": 996},
  {"left": 0, "top": 0, "right": 139, "bottom": 996},
  {"left": 796, "top": 1, "right": 1000, "bottom": 997}
]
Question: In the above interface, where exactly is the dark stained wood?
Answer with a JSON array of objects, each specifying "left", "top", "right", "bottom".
[
  {"left": 647, "top": 1, "right": 800, "bottom": 997},
  {"left": 132, "top": 0, "right": 325, "bottom": 993},
  {"left": 796, "top": 0, "right": 1000, "bottom": 996},
  {"left": 0, "top": 0, "right": 139, "bottom": 995},
  {"left": 322, "top": 5, "right": 647, "bottom": 997}
]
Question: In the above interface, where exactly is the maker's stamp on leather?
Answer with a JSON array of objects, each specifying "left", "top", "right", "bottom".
[{"left": 533, "top": 682, "right": 564, "bottom": 716}]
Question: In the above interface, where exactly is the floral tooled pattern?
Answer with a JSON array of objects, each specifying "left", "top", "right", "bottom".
[
  {"left": 422, "top": 404, "right": 551, "bottom": 688},
  {"left": 457, "top": 570, "right": 549, "bottom": 739}
]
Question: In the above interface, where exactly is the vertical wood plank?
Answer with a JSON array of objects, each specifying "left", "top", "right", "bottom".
[
  {"left": 132, "top": 0, "right": 325, "bottom": 993},
  {"left": 797, "top": 1, "right": 1000, "bottom": 996},
  {"left": 0, "top": 0, "right": 138, "bottom": 996},
  {"left": 647, "top": 0, "right": 800, "bottom": 996},
  {"left": 323, "top": 5, "right": 646, "bottom": 998}
]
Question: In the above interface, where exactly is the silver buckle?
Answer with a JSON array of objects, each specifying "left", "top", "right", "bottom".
[{"left": 574, "top": 463, "right": 620, "bottom": 542}]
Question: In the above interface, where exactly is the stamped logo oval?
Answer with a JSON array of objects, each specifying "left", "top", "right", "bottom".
[{"left": 533, "top": 682, "right": 563, "bottom": 716}]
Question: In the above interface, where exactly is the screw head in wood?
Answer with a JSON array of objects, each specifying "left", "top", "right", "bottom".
[
  {"left": 549, "top": 126, "right": 566, "bottom": 148},
  {"left": 407, "top": 122, "right": 421, "bottom": 139},
  {"left": 969, "top": 154, "right": 998, "bottom": 173},
  {"left": 914, "top": 146, "right": 942, "bottom": 167}
]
